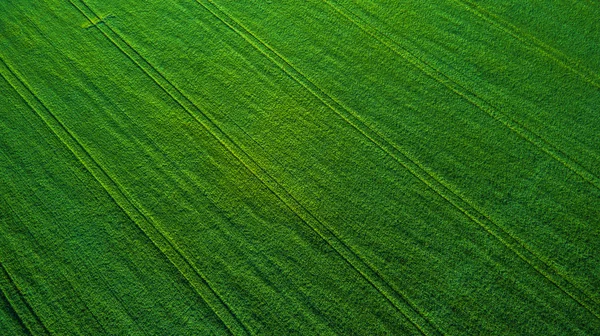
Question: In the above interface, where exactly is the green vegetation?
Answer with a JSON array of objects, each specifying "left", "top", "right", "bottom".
[{"left": 1, "top": 0, "right": 598, "bottom": 334}]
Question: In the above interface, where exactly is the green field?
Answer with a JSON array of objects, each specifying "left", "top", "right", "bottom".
[{"left": 1, "top": 0, "right": 599, "bottom": 334}]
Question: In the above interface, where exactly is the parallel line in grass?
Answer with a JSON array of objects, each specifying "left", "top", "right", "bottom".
[
  {"left": 324, "top": 0, "right": 600, "bottom": 210},
  {"left": 0, "top": 288, "right": 30, "bottom": 336},
  {"left": 192, "top": 2, "right": 437, "bottom": 335},
  {"left": 318, "top": 0, "right": 600, "bottom": 319},
  {"left": 198, "top": 0, "right": 600, "bottom": 322},
  {"left": 70, "top": 0, "right": 429, "bottom": 333},
  {"left": 25, "top": 3, "right": 342, "bottom": 329},
  {"left": 69, "top": 0, "right": 434, "bottom": 334},
  {"left": 0, "top": 130, "right": 152, "bottom": 335},
  {"left": 66, "top": 1, "right": 261, "bottom": 334},
  {"left": 326, "top": 0, "right": 600, "bottom": 305},
  {"left": 324, "top": 0, "right": 600, "bottom": 195},
  {"left": 0, "top": 197, "right": 113, "bottom": 336},
  {"left": 0, "top": 50, "right": 240, "bottom": 335},
  {"left": 0, "top": 62, "right": 120, "bottom": 336},
  {"left": 18, "top": 16, "right": 259, "bottom": 325},
  {"left": 40, "top": 15, "right": 324, "bottom": 330},
  {"left": 0, "top": 260, "right": 48, "bottom": 335},
  {"left": 328, "top": 0, "right": 600, "bottom": 186},
  {"left": 193, "top": 1, "right": 445, "bottom": 335},
  {"left": 451, "top": 0, "right": 600, "bottom": 90}
]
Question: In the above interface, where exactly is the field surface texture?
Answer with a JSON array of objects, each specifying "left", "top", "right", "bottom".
[{"left": 1, "top": 0, "right": 599, "bottom": 335}]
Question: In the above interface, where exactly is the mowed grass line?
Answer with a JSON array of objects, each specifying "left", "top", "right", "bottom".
[
  {"left": 191, "top": 0, "right": 600, "bottom": 322},
  {"left": 68, "top": 0, "right": 433, "bottom": 333},
  {"left": 0, "top": 53, "right": 243, "bottom": 335},
  {"left": 2, "top": 2, "right": 420, "bottom": 333}
]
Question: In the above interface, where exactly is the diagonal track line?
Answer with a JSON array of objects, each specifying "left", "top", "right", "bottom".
[
  {"left": 325, "top": 0, "right": 600, "bottom": 193},
  {"left": 191, "top": 0, "right": 445, "bottom": 334},
  {"left": 323, "top": 0, "right": 600, "bottom": 316},
  {"left": 70, "top": 0, "right": 437, "bottom": 333},
  {"left": 0, "top": 286, "right": 31, "bottom": 335},
  {"left": 0, "top": 172, "right": 43, "bottom": 336},
  {"left": 72, "top": 0, "right": 383, "bottom": 333},
  {"left": 0, "top": 259, "right": 49, "bottom": 336},
  {"left": 452, "top": 0, "right": 600, "bottom": 90},
  {"left": 196, "top": 0, "right": 600, "bottom": 322},
  {"left": 0, "top": 127, "right": 152, "bottom": 334},
  {"left": 0, "top": 65, "right": 119, "bottom": 336},
  {"left": 0, "top": 53, "right": 240, "bottom": 335},
  {"left": 0, "top": 198, "right": 113, "bottom": 335},
  {"left": 17, "top": 4, "right": 346, "bottom": 330}
]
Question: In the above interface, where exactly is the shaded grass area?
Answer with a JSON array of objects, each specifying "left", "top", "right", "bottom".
[{"left": 1, "top": 0, "right": 599, "bottom": 334}]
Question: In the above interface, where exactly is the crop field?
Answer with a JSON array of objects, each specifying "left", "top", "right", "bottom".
[{"left": 1, "top": 0, "right": 599, "bottom": 334}]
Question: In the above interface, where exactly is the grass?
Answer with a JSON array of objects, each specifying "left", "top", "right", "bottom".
[{"left": 1, "top": 0, "right": 599, "bottom": 334}]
